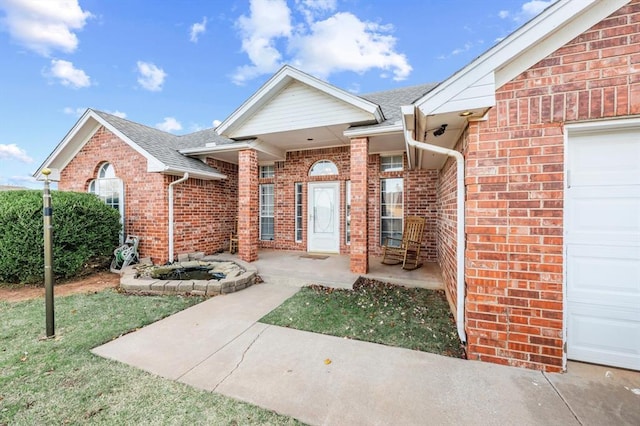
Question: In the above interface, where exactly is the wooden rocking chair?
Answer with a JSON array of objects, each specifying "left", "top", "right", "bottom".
[{"left": 381, "top": 216, "right": 426, "bottom": 270}]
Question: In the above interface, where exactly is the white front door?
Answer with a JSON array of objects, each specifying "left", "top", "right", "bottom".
[
  {"left": 566, "top": 123, "right": 640, "bottom": 371},
  {"left": 308, "top": 181, "right": 340, "bottom": 253}
]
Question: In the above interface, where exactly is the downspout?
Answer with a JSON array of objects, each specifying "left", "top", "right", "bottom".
[
  {"left": 168, "top": 173, "right": 189, "bottom": 263},
  {"left": 401, "top": 107, "right": 467, "bottom": 344}
]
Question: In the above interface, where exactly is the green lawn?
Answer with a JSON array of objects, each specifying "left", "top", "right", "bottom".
[
  {"left": 0, "top": 290, "right": 299, "bottom": 425},
  {"left": 260, "top": 278, "right": 465, "bottom": 358}
]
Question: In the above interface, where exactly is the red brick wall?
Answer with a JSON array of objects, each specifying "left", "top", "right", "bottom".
[
  {"left": 238, "top": 149, "right": 259, "bottom": 262},
  {"left": 253, "top": 146, "right": 439, "bottom": 265},
  {"left": 262, "top": 146, "right": 352, "bottom": 252},
  {"left": 59, "top": 126, "right": 168, "bottom": 262},
  {"left": 350, "top": 139, "right": 368, "bottom": 273},
  {"left": 436, "top": 133, "right": 467, "bottom": 315},
  {"left": 60, "top": 127, "right": 239, "bottom": 264},
  {"left": 171, "top": 159, "right": 238, "bottom": 259},
  {"left": 464, "top": 0, "right": 640, "bottom": 371}
]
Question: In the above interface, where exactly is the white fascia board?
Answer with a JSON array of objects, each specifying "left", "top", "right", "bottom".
[
  {"left": 160, "top": 166, "right": 227, "bottom": 181},
  {"left": 33, "top": 108, "right": 97, "bottom": 177},
  {"left": 416, "top": 0, "right": 627, "bottom": 116},
  {"left": 180, "top": 139, "right": 286, "bottom": 161},
  {"left": 35, "top": 109, "right": 173, "bottom": 179},
  {"left": 180, "top": 142, "right": 254, "bottom": 156},
  {"left": 216, "top": 65, "right": 383, "bottom": 136},
  {"left": 249, "top": 139, "right": 286, "bottom": 160},
  {"left": 343, "top": 123, "right": 403, "bottom": 138}
]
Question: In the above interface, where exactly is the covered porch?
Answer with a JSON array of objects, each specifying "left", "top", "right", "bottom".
[{"left": 221, "top": 249, "right": 444, "bottom": 290}]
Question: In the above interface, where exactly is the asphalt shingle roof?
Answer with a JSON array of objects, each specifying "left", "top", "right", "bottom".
[
  {"left": 92, "top": 110, "right": 230, "bottom": 176},
  {"left": 90, "top": 82, "right": 438, "bottom": 170},
  {"left": 360, "top": 82, "right": 439, "bottom": 125}
]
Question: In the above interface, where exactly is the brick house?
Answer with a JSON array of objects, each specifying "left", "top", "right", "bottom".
[{"left": 37, "top": 0, "right": 639, "bottom": 372}]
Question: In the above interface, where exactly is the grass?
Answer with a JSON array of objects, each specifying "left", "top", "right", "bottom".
[
  {"left": 0, "top": 290, "right": 299, "bottom": 425},
  {"left": 260, "top": 278, "right": 465, "bottom": 358}
]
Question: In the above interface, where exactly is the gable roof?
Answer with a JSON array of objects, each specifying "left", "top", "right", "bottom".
[
  {"left": 35, "top": 109, "right": 228, "bottom": 181},
  {"left": 215, "top": 65, "right": 384, "bottom": 138}
]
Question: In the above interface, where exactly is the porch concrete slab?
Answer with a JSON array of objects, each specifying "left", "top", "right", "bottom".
[
  {"left": 216, "top": 249, "right": 445, "bottom": 290},
  {"left": 91, "top": 283, "right": 299, "bottom": 380},
  {"left": 546, "top": 361, "right": 640, "bottom": 426}
]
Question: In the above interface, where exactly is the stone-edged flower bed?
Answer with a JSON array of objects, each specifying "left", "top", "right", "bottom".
[{"left": 118, "top": 255, "right": 258, "bottom": 297}]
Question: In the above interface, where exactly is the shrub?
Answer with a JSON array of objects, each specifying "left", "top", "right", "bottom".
[{"left": 0, "top": 190, "right": 121, "bottom": 284}]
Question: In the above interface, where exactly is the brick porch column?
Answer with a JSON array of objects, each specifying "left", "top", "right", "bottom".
[
  {"left": 350, "top": 137, "right": 368, "bottom": 273},
  {"left": 238, "top": 149, "right": 259, "bottom": 262}
]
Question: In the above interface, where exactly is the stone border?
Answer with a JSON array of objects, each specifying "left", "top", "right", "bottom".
[{"left": 118, "top": 256, "right": 257, "bottom": 297}]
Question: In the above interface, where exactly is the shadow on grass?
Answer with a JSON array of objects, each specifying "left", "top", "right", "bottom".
[
  {"left": 260, "top": 277, "right": 466, "bottom": 358},
  {"left": 0, "top": 290, "right": 300, "bottom": 425}
]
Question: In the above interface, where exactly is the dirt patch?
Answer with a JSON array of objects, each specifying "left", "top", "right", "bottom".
[{"left": 0, "top": 271, "right": 120, "bottom": 303}]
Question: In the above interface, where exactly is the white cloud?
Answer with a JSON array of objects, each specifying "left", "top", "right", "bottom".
[
  {"left": 156, "top": 117, "right": 182, "bottom": 133},
  {"left": 9, "top": 175, "right": 37, "bottom": 186},
  {"left": 190, "top": 17, "right": 207, "bottom": 42},
  {"left": 136, "top": 61, "right": 167, "bottom": 91},
  {"left": 504, "top": 1, "right": 553, "bottom": 23},
  {"left": 232, "top": 0, "right": 411, "bottom": 84},
  {"left": 521, "top": 0, "right": 554, "bottom": 17},
  {"left": 233, "top": 0, "right": 292, "bottom": 85},
  {"left": 438, "top": 39, "right": 484, "bottom": 60},
  {"left": 63, "top": 106, "right": 86, "bottom": 116},
  {"left": 0, "top": 144, "right": 33, "bottom": 163},
  {"left": 295, "top": 0, "right": 337, "bottom": 23},
  {"left": 48, "top": 59, "right": 91, "bottom": 88},
  {"left": 0, "top": 0, "right": 92, "bottom": 56},
  {"left": 291, "top": 12, "right": 411, "bottom": 81},
  {"left": 212, "top": 119, "right": 222, "bottom": 128}
]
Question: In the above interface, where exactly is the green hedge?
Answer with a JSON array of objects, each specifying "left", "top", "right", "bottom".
[{"left": 0, "top": 190, "right": 121, "bottom": 284}]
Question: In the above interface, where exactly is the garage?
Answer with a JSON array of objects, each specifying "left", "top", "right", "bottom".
[{"left": 565, "top": 120, "right": 640, "bottom": 371}]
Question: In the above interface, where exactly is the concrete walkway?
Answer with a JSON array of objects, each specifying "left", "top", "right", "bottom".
[{"left": 93, "top": 283, "right": 640, "bottom": 426}]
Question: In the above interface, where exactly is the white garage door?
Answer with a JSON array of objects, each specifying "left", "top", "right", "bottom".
[{"left": 566, "top": 123, "right": 640, "bottom": 371}]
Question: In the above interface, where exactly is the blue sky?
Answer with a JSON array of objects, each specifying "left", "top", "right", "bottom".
[{"left": 0, "top": 0, "right": 553, "bottom": 188}]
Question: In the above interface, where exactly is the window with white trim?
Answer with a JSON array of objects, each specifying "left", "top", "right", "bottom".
[
  {"left": 345, "top": 180, "right": 351, "bottom": 245},
  {"left": 380, "top": 155, "right": 403, "bottom": 172},
  {"left": 260, "top": 183, "right": 274, "bottom": 240},
  {"left": 380, "top": 178, "right": 403, "bottom": 246},
  {"left": 88, "top": 163, "right": 124, "bottom": 241},
  {"left": 295, "top": 182, "right": 303, "bottom": 242},
  {"left": 309, "top": 160, "right": 338, "bottom": 176},
  {"left": 260, "top": 165, "right": 275, "bottom": 178}
]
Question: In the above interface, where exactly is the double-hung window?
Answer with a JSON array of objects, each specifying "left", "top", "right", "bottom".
[
  {"left": 380, "top": 155, "right": 403, "bottom": 246},
  {"left": 295, "top": 183, "right": 303, "bottom": 242},
  {"left": 380, "top": 178, "right": 403, "bottom": 245},
  {"left": 259, "top": 183, "right": 274, "bottom": 240}
]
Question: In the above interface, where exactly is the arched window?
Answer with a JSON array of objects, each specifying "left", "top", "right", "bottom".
[
  {"left": 89, "top": 163, "right": 124, "bottom": 240},
  {"left": 309, "top": 160, "right": 338, "bottom": 176}
]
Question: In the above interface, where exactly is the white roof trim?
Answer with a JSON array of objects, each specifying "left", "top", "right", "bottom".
[
  {"left": 343, "top": 123, "right": 403, "bottom": 138},
  {"left": 415, "top": 0, "right": 629, "bottom": 116},
  {"left": 180, "top": 139, "right": 286, "bottom": 161},
  {"left": 34, "top": 109, "right": 165, "bottom": 177},
  {"left": 215, "top": 65, "right": 384, "bottom": 136},
  {"left": 157, "top": 166, "right": 227, "bottom": 180}
]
